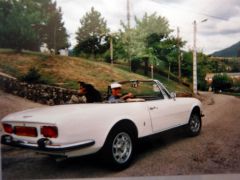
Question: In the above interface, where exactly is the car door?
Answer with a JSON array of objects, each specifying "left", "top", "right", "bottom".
[
  {"left": 146, "top": 82, "right": 186, "bottom": 133},
  {"left": 147, "top": 98, "right": 179, "bottom": 133}
]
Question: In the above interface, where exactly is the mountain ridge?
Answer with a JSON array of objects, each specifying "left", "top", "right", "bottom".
[{"left": 212, "top": 41, "right": 240, "bottom": 57}]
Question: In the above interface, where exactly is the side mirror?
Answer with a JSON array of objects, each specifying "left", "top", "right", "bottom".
[{"left": 170, "top": 92, "right": 176, "bottom": 100}]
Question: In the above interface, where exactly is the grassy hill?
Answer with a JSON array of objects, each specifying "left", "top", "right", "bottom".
[{"left": 0, "top": 50, "right": 191, "bottom": 94}]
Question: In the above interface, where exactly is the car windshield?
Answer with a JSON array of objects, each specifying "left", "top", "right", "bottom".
[{"left": 106, "top": 80, "right": 168, "bottom": 102}]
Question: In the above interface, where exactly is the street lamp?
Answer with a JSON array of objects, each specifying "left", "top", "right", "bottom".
[{"left": 193, "top": 19, "right": 207, "bottom": 95}]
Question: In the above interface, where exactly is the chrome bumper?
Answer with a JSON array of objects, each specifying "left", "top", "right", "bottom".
[{"left": 1, "top": 135, "right": 95, "bottom": 152}]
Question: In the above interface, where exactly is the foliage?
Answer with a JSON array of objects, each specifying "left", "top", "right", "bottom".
[
  {"left": 105, "top": 32, "right": 126, "bottom": 62},
  {"left": 74, "top": 7, "right": 109, "bottom": 57},
  {"left": 197, "top": 53, "right": 213, "bottom": 90},
  {"left": 40, "top": 1, "right": 69, "bottom": 52},
  {"left": 131, "top": 57, "right": 142, "bottom": 72},
  {"left": 180, "top": 51, "right": 192, "bottom": 78},
  {"left": 20, "top": 67, "right": 42, "bottom": 84},
  {"left": 178, "top": 51, "right": 218, "bottom": 91},
  {"left": 207, "top": 58, "right": 240, "bottom": 73},
  {"left": 0, "top": 0, "right": 44, "bottom": 51},
  {"left": 0, "top": 0, "right": 68, "bottom": 52},
  {"left": 19, "top": 66, "right": 54, "bottom": 84},
  {"left": 119, "top": 13, "right": 174, "bottom": 63},
  {"left": 212, "top": 73, "right": 233, "bottom": 92},
  {"left": 198, "top": 80, "right": 208, "bottom": 91},
  {"left": 231, "top": 58, "right": 240, "bottom": 72},
  {"left": 118, "top": 12, "right": 187, "bottom": 81}
]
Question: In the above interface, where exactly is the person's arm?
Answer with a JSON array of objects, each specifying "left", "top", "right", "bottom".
[{"left": 120, "top": 92, "right": 134, "bottom": 100}]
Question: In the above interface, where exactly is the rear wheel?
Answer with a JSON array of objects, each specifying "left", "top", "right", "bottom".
[
  {"left": 186, "top": 111, "right": 201, "bottom": 136},
  {"left": 102, "top": 125, "right": 136, "bottom": 170}
]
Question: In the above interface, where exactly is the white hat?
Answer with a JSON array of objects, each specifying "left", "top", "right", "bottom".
[{"left": 110, "top": 82, "right": 122, "bottom": 89}]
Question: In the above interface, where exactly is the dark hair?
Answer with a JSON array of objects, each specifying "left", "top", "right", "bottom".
[{"left": 78, "top": 81, "right": 102, "bottom": 103}]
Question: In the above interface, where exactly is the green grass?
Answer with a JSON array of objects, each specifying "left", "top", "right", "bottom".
[
  {"left": 0, "top": 64, "right": 22, "bottom": 78},
  {"left": 0, "top": 49, "right": 192, "bottom": 93},
  {"left": 0, "top": 48, "right": 15, "bottom": 53},
  {"left": 62, "top": 80, "right": 79, "bottom": 89},
  {"left": 114, "top": 63, "right": 191, "bottom": 93}
]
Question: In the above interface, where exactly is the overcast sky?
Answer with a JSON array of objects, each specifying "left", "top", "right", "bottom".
[{"left": 56, "top": 0, "right": 240, "bottom": 54}]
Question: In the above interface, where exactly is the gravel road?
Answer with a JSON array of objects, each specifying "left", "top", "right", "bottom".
[{"left": 1, "top": 90, "right": 240, "bottom": 179}]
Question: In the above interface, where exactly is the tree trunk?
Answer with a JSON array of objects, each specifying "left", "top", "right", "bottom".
[
  {"left": 143, "top": 57, "right": 149, "bottom": 76},
  {"left": 168, "top": 62, "right": 171, "bottom": 81}
]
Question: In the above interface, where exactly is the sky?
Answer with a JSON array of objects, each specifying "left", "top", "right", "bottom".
[{"left": 56, "top": 0, "right": 240, "bottom": 54}]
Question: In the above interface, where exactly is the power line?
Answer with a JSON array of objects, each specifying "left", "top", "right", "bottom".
[{"left": 149, "top": 0, "right": 228, "bottom": 21}]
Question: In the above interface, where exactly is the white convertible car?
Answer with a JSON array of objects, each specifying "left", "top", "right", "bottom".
[{"left": 1, "top": 79, "right": 203, "bottom": 169}]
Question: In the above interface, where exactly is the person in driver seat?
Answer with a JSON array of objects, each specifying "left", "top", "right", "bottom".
[{"left": 108, "top": 82, "right": 133, "bottom": 103}]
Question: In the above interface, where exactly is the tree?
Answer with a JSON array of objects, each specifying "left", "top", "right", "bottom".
[
  {"left": 117, "top": 12, "right": 186, "bottom": 77},
  {"left": 231, "top": 58, "right": 240, "bottom": 72},
  {"left": 74, "top": 7, "right": 109, "bottom": 57},
  {"left": 41, "top": 1, "right": 69, "bottom": 53},
  {"left": 212, "top": 74, "right": 233, "bottom": 92},
  {"left": 126, "top": 13, "right": 173, "bottom": 61},
  {"left": 0, "top": 0, "right": 69, "bottom": 52},
  {"left": 0, "top": 0, "right": 45, "bottom": 51},
  {"left": 197, "top": 53, "right": 212, "bottom": 91}
]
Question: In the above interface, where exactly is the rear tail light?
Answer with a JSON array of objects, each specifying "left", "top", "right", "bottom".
[
  {"left": 41, "top": 126, "right": 58, "bottom": 138},
  {"left": 3, "top": 123, "right": 13, "bottom": 134},
  {"left": 14, "top": 126, "right": 37, "bottom": 137}
]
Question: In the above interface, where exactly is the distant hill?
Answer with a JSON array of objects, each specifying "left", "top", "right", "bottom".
[{"left": 212, "top": 41, "right": 240, "bottom": 57}]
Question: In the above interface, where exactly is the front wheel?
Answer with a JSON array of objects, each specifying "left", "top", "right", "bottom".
[
  {"left": 101, "top": 126, "right": 136, "bottom": 170},
  {"left": 185, "top": 111, "right": 202, "bottom": 137}
]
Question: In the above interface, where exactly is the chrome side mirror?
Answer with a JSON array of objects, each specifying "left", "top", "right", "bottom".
[{"left": 170, "top": 92, "right": 176, "bottom": 100}]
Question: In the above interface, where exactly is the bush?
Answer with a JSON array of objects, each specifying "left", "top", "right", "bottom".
[
  {"left": 198, "top": 80, "right": 208, "bottom": 91},
  {"left": 21, "top": 67, "right": 43, "bottom": 84},
  {"left": 212, "top": 73, "right": 233, "bottom": 92},
  {"left": 131, "top": 57, "right": 141, "bottom": 72},
  {"left": 103, "top": 50, "right": 111, "bottom": 63}
]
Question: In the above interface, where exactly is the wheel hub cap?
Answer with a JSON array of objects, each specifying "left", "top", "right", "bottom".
[
  {"left": 112, "top": 132, "right": 132, "bottom": 164},
  {"left": 190, "top": 115, "right": 200, "bottom": 132}
]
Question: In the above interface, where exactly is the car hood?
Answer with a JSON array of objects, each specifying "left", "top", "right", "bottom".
[{"left": 1, "top": 103, "right": 104, "bottom": 124}]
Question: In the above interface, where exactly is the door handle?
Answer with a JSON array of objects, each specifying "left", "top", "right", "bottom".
[{"left": 149, "top": 106, "right": 158, "bottom": 110}]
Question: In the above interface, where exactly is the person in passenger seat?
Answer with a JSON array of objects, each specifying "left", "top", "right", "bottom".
[{"left": 78, "top": 81, "right": 102, "bottom": 103}]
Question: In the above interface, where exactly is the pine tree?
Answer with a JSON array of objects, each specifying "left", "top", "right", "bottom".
[
  {"left": 41, "top": 1, "right": 69, "bottom": 53},
  {"left": 74, "top": 7, "right": 109, "bottom": 57}
]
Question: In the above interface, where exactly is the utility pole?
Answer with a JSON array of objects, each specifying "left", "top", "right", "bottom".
[
  {"left": 177, "top": 27, "right": 181, "bottom": 82},
  {"left": 110, "top": 35, "right": 113, "bottom": 65},
  {"left": 127, "top": 0, "right": 131, "bottom": 71},
  {"left": 127, "top": 0, "right": 130, "bottom": 30},
  {"left": 193, "top": 19, "right": 207, "bottom": 95},
  {"left": 193, "top": 20, "right": 197, "bottom": 95},
  {"left": 151, "top": 64, "right": 154, "bottom": 79}
]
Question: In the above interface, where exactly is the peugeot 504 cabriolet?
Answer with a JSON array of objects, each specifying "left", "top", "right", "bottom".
[{"left": 1, "top": 79, "right": 203, "bottom": 169}]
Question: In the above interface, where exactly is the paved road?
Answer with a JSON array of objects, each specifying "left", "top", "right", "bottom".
[{"left": 1, "top": 90, "right": 240, "bottom": 179}]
